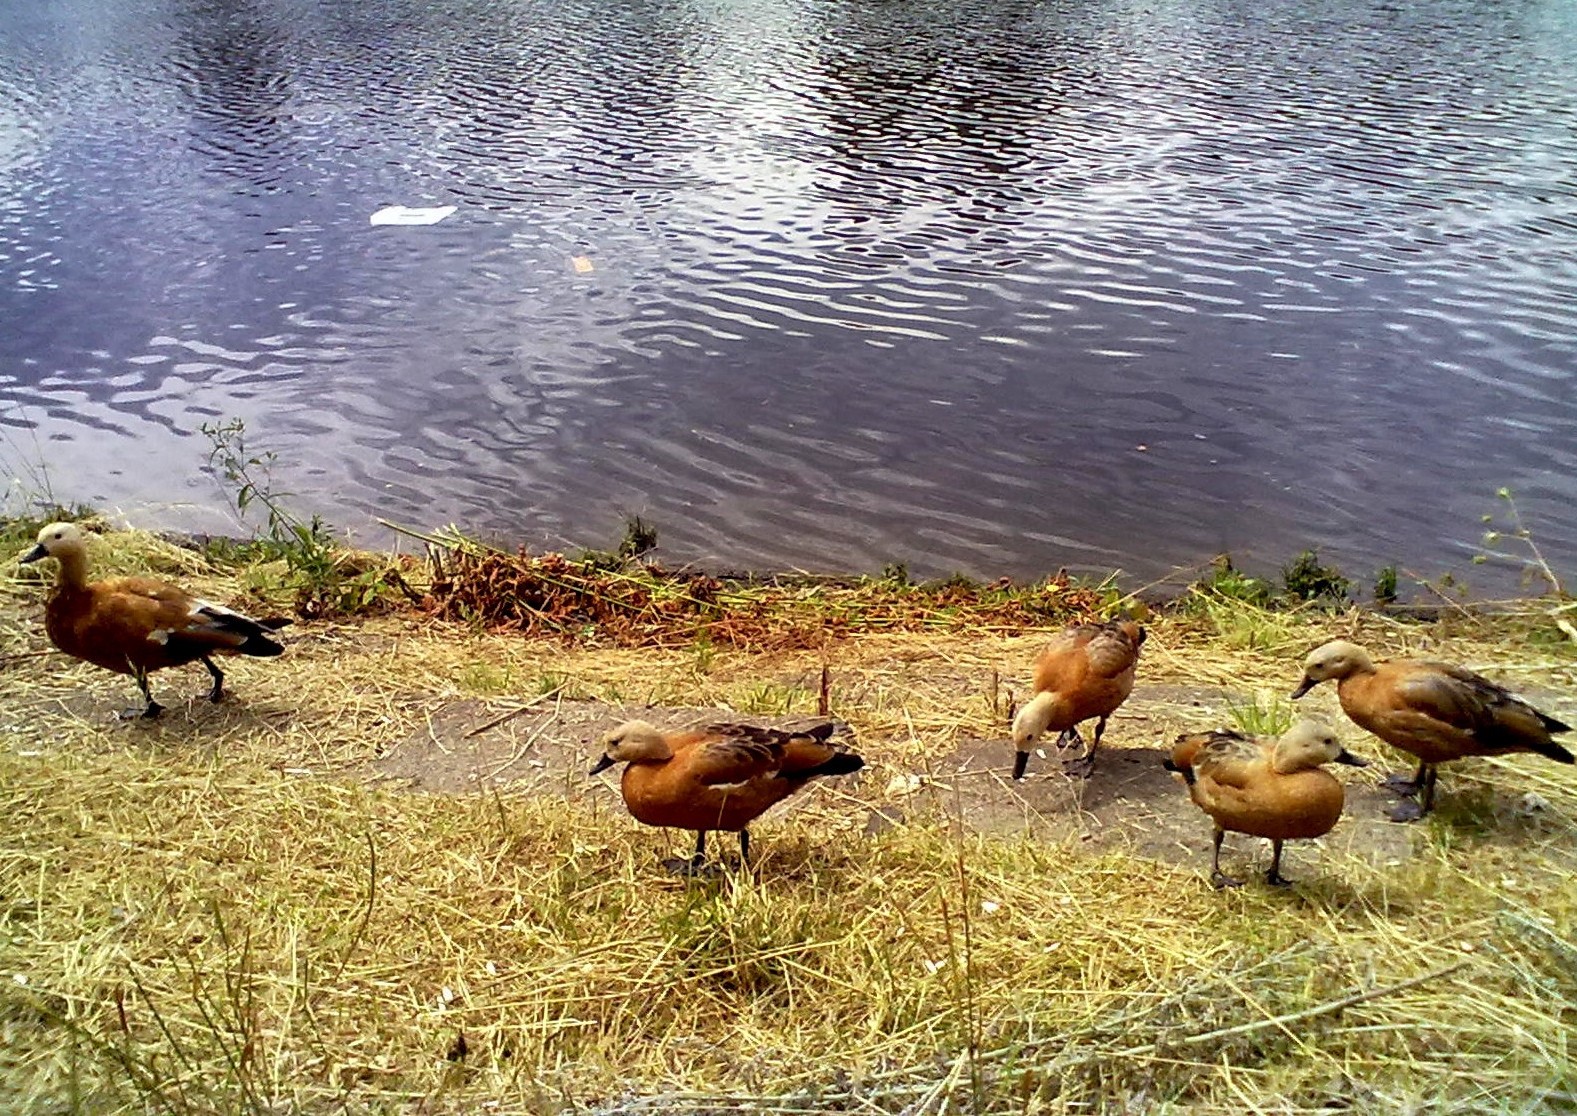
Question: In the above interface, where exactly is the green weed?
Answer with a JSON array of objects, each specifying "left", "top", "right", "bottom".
[
  {"left": 201, "top": 418, "right": 401, "bottom": 618},
  {"left": 1281, "top": 549, "right": 1350, "bottom": 605},
  {"left": 1224, "top": 692, "right": 1296, "bottom": 737}
]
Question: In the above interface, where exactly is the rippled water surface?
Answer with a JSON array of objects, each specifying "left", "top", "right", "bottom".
[{"left": 4, "top": 0, "right": 1577, "bottom": 581}]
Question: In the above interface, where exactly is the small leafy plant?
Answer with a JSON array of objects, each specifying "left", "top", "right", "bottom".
[
  {"left": 1281, "top": 549, "right": 1350, "bottom": 606},
  {"left": 1194, "top": 556, "right": 1274, "bottom": 607},
  {"left": 201, "top": 419, "right": 396, "bottom": 617},
  {"left": 1476, "top": 487, "right": 1565, "bottom": 596},
  {"left": 1373, "top": 565, "right": 1399, "bottom": 606}
]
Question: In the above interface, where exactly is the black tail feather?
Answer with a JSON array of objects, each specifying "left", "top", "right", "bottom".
[
  {"left": 1527, "top": 735, "right": 1575, "bottom": 765},
  {"left": 805, "top": 752, "right": 864, "bottom": 778},
  {"left": 1538, "top": 710, "right": 1571, "bottom": 736},
  {"left": 197, "top": 606, "right": 287, "bottom": 657}
]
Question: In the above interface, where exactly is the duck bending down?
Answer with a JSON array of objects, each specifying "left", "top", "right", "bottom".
[
  {"left": 1291, "top": 640, "right": 1572, "bottom": 822},
  {"left": 19, "top": 522, "right": 288, "bottom": 718},
  {"left": 589, "top": 719, "right": 864, "bottom": 873},
  {"left": 1166, "top": 719, "right": 1367, "bottom": 888},
  {"left": 1011, "top": 619, "right": 1144, "bottom": 779}
]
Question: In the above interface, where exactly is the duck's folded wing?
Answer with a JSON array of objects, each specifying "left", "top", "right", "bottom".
[
  {"left": 1398, "top": 664, "right": 1569, "bottom": 750},
  {"left": 1169, "top": 728, "right": 1250, "bottom": 773},
  {"left": 1394, "top": 666, "right": 1520, "bottom": 730},
  {"left": 687, "top": 730, "right": 783, "bottom": 786},
  {"left": 104, "top": 579, "right": 284, "bottom": 654},
  {"left": 1083, "top": 624, "right": 1141, "bottom": 678},
  {"left": 1193, "top": 734, "right": 1264, "bottom": 788}
]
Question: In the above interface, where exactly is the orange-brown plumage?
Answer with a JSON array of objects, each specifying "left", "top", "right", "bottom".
[
  {"left": 1011, "top": 619, "right": 1145, "bottom": 778},
  {"left": 589, "top": 720, "right": 863, "bottom": 871},
  {"left": 1291, "top": 640, "right": 1571, "bottom": 820},
  {"left": 1165, "top": 720, "right": 1366, "bottom": 888},
  {"left": 20, "top": 522, "right": 287, "bottom": 718}
]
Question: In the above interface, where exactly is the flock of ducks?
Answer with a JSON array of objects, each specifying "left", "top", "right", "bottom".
[{"left": 17, "top": 521, "right": 1576, "bottom": 887}]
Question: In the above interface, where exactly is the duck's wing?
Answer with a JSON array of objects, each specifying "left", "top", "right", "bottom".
[
  {"left": 97, "top": 578, "right": 286, "bottom": 656},
  {"left": 682, "top": 724, "right": 788, "bottom": 785},
  {"left": 696, "top": 722, "right": 864, "bottom": 781},
  {"left": 1191, "top": 732, "right": 1267, "bottom": 789},
  {"left": 1083, "top": 622, "right": 1143, "bottom": 679},
  {"left": 1167, "top": 728, "right": 1251, "bottom": 775},
  {"left": 1394, "top": 663, "right": 1570, "bottom": 749}
]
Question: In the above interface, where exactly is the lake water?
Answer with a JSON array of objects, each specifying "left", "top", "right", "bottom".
[{"left": 3, "top": 0, "right": 1576, "bottom": 586}]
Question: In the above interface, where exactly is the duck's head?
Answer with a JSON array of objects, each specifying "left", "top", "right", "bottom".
[
  {"left": 1009, "top": 692, "right": 1057, "bottom": 779},
  {"left": 588, "top": 720, "right": 672, "bottom": 774},
  {"left": 1290, "top": 639, "right": 1374, "bottom": 698},
  {"left": 1114, "top": 619, "right": 1147, "bottom": 648},
  {"left": 1271, "top": 718, "right": 1367, "bottom": 774},
  {"left": 19, "top": 521, "right": 88, "bottom": 565}
]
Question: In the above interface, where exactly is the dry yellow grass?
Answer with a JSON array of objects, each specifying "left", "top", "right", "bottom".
[{"left": 2, "top": 525, "right": 1576, "bottom": 1113}]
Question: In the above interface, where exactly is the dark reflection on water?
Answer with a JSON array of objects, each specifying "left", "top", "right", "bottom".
[{"left": 2, "top": 0, "right": 1576, "bottom": 583}]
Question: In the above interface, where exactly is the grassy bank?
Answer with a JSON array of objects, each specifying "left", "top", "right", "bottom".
[{"left": 2, "top": 520, "right": 1576, "bottom": 1113}]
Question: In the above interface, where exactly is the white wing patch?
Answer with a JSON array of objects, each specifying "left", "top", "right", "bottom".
[
  {"left": 189, "top": 598, "right": 232, "bottom": 619},
  {"left": 148, "top": 629, "right": 171, "bottom": 645}
]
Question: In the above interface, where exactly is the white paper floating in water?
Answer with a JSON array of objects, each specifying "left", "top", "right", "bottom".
[{"left": 369, "top": 205, "right": 457, "bottom": 226}]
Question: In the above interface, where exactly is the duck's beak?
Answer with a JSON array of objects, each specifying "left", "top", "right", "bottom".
[
  {"left": 1289, "top": 675, "right": 1317, "bottom": 700},
  {"left": 1334, "top": 748, "right": 1368, "bottom": 767},
  {"left": 1011, "top": 750, "right": 1030, "bottom": 781},
  {"left": 588, "top": 754, "right": 616, "bottom": 776},
  {"left": 19, "top": 544, "right": 46, "bottom": 564}
]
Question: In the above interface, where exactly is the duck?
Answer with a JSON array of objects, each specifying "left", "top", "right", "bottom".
[
  {"left": 19, "top": 521, "right": 288, "bottom": 718},
  {"left": 588, "top": 719, "right": 864, "bottom": 873},
  {"left": 1291, "top": 639, "right": 1572, "bottom": 822},
  {"left": 1010, "top": 619, "right": 1145, "bottom": 779},
  {"left": 1165, "top": 719, "right": 1367, "bottom": 888}
]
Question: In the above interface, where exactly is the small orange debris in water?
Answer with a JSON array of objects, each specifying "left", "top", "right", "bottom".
[{"left": 570, "top": 255, "right": 595, "bottom": 273}]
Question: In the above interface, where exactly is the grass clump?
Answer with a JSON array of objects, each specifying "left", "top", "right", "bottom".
[{"left": 1225, "top": 691, "right": 1297, "bottom": 737}]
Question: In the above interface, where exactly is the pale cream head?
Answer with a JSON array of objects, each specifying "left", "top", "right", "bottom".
[
  {"left": 1271, "top": 718, "right": 1366, "bottom": 774},
  {"left": 1011, "top": 692, "right": 1057, "bottom": 749},
  {"left": 1291, "top": 639, "right": 1376, "bottom": 699},
  {"left": 592, "top": 720, "right": 673, "bottom": 766},
  {"left": 22, "top": 521, "right": 89, "bottom": 563}
]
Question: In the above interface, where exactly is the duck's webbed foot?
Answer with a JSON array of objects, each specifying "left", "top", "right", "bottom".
[
  {"left": 1061, "top": 749, "right": 1098, "bottom": 779},
  {"left": 1387, "top": 798, "right": 1427, "bottom": 823},
  {"left": 661, "top": 856, "right": 722, "bottom": 879},
  {"left": 1210, "top": 869, "right": 1244, "bottom": 890},
  {"left": 118, "top": 702, "right": 164, "bottom": 721},
  {"left": 662, "top": 831, "right": 721, "bottom": 877},
  {"left": 1382, "top": 773, "right": 1421, "bottom": 796}
]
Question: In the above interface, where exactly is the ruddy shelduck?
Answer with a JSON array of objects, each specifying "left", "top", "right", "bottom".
[
  {"left": 1291, "top": 640, "right": 1572, "bottom": 821},
  {"left": 1166, "top": 719, "right": 1367, "bottom": 888},
  {"left": 589, "top": 719, "right": 864, "bottom": 872},
  {"left": 1011, "top": 619, "right": 1145, "bottom": 778},
  {"left": 19, "top": 522, "right": 287, "bottom": 718}
]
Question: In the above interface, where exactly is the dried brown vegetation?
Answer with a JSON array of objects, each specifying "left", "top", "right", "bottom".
[{"left": 424, "top": 543, "right": 1110, "bottom": 650}]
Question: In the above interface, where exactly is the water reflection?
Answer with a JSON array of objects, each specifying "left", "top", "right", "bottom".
[{"left": 1, "top": 0, "right": 1575, "bottom": 584}]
